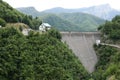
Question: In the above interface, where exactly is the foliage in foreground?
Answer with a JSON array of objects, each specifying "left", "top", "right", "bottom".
[
  {"left": 92, "top": 45, "right": 120, "bottom": 80},
  {"left": 90, "top": 15, "right": 120, "bottom": 80},
  {"left": 0, "top": 27, "right": 89, "bottom": 80}
]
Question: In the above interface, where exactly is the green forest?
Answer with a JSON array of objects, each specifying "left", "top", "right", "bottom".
[
  {"left": 92, "top": 45, "right": 120, "bottom": 80},
  {"left": 0, "top": 27, "right": 89, "bottom": 80},
  {"left": 98, "top": 15, "right": 120, "bottom": 43},
  {"left": 0, "top": 19, "right": 120, "bottom": 80},
  {"left": 39, "top": 13, "right": 105, "bottom": 32},
  {"left": 91, "top": 15, "right": 120, "bottom": 80}
]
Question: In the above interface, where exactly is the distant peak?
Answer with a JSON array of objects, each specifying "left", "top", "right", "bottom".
[
  {"left": 17, "top": 6, "right": 36, "bottom": 9},
  {"left": 96, "top": 4, "right": 111, "bottom": 8},
  {"left": 101, "top": 3, "right": 110, "bottom": 6},
  {"left": 52, "top": 7, "right": 65, "bottom": 9},
  {"left": 25, "top": 6, "right": 34, "bottom": 8}
]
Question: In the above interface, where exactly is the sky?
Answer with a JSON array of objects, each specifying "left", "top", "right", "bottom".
[{"left": 3, "top": 0, "right": 120, "bottom": 11}]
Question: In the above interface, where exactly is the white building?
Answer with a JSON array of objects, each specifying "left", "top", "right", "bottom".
[
  {"left": 0, "top": 25, "right": 2, "bottom": 28},
  {"left": 96, "top": 40, "right": 101, "bottom": 46},
  {"left": 39, "top": 23, "right": 51, "bottom": 32}
]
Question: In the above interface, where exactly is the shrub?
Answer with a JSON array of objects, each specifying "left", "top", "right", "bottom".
[{"left": 0, "top": 18, "right": 6, "bottom": 27}]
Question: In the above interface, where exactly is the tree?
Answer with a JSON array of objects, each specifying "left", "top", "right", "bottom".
[
  {"left": 47, "top": 28, "right": 62, "bottom": 40},
  {"left": 0, "top": 27, "right": 89, "bottom": 80},
  {"left": 0, "top": 18, "right": 6, "bottom": 27},
  {"left": 98, "top": 15, "right": 120, "bottom": 41}
]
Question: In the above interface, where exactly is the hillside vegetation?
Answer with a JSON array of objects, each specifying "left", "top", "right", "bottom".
[
  {"left": 40, "top": 13, "right": 105, "bottom": 31},
  {"left": 98, "top": 15, "right": 120, "bottom": 43},
  {"left": 58, "top": 13, "right": 105, "bottom": 31},
  {"left": 0, "top": 0, "right": 41, "bottom": 29},
  {"left": 92, "top": 45, "right": 120, "bottom": 80},
  {"left": 91, "top": 15, "right": 120, "bottom": 80},
  {"left": 40, "top": 14, "right": 83, "bottom": 31},
  {"left": 0, "top": 27, "right": 89, "bottom": 80}
]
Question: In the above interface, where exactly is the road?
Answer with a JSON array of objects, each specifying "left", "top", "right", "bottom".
[{"left": 100, "top": 43, "right": 120, "bottom": 49}]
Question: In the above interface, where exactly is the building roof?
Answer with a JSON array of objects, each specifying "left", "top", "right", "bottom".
[{"left": 42, "top": 23, "right": 51, "bottom": 27}]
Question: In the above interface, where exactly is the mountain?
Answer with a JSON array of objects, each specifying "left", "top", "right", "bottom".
[
  {"left": 17, "top": 7, "right": 105, "bottom": 31},
  {"left": 0, "top": 0, "right": 42, "bottom": 29},
  {"left": 17, "top": 7, "right": 40, "bottom": 17},
  {"left": 17, "top": 4, "right": 120, "bottom": 20},
  {"left": 79, "top": 4, "right": 120, "bottom": 20},
  {"left": 42, "top": 7, "right": 75, "bottom": 13},
  {"left": 42, "top": 4, "right": 120, "bottom": 20},
  {"left": 40, "top": 13, "right": 105, "bottom": 31},
  {"left": 58, "top": 13, "right": 105, "bottom": 31},
  {"left": 40, "top": 14, "right": 83, "bottom": 31}
]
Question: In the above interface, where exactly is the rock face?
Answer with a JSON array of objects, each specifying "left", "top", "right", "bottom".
[
  {"left": 79, "top": 4, "right": 120, "bottom": 20},
  {"left": 61, "top": 32, "right": 100, "bottom": 73}
]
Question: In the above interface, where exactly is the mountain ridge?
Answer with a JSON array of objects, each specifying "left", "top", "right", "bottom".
[
  {"left": 42, "top": 4, "right": 120, "bottom": 20},
  {"left": 17, "top": 6, "right": 105, "bottom": 31},
  {"left": 40, "top": 14, "right": 83, "bottom": 31},
  {"left": 17, "top": 7, "right": 40, "bottom": 17},
  {"left": 17, "top": 4, "right": 120, "bottom": 20},
  {"left": 40, "top": 13, "right": 105, "bottom": 31}
]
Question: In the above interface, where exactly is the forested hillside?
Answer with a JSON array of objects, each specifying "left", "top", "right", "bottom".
[
  {"left": 98, "top": 15, "right": 120, "bottom": 43},
  {"left": 40, "top": 13, "right": 105, "bottom": 31},
  {"left": 0, "top": 0, "right": 41, "bottom": 29},
  {"left": 90, "top": 15, "right": 120, "bottom": 80},
  {"left": 58, "top": 13, "right": 105, "bottom": 31},
  {"left": 40, "top": 14, "right": 83, "bottom": 31},
  {"left": 92, "top": 45, "right": 120, "bottom": 80},
  {"left": 0, "top": 27, "right": 89, "bottom": 80}
]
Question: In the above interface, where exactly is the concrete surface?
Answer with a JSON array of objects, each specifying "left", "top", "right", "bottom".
[{"left": 61, "top": 32, "right": 100, "bottom": 73}]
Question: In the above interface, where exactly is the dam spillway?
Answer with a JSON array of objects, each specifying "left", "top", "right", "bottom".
[{"left": 61, "top": 32, "right": 100, "bottom": 73}]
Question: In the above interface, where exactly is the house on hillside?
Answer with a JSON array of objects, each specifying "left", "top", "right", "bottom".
[
  {"left": 39, "top": 23, "right": 51, "bottom": 32},
  {"left": 0, "top": 25, "right": 2, "bottom": 28},
  {"left": 22, "top": 28, "right": 32, "bottom": 36}
]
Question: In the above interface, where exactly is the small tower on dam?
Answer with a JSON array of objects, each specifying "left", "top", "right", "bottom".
[{"left": 96, "top": 40, "right": 101, "bottom": 46}]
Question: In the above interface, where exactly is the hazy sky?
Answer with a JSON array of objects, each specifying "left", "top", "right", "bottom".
[{"left": 3, "top": 0, "right": 120, "bottom": 11}]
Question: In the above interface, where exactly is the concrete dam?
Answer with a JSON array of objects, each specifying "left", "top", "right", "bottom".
[{"left": 61, "top": 32, "right": 101, "bottom": 73}]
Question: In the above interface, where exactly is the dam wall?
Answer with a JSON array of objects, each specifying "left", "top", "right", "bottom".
[{"left": 61, "top": 32, "right": 101, "bottom": 73}]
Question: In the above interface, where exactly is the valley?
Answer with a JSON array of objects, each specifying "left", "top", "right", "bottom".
[{"left": 0, "top": 0, "right": 120, "bottom": 80}]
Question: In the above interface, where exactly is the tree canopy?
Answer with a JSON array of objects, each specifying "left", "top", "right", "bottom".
[
  {"left": 94, "top": 15, "right": 120, "bottom": 80},
  {"left": 98, "top": 15, "right": 120, "bottom": 41},
  {"left": 0, "top": 27, "right": 89, "bottom": 80},
  {"left": 0, "top": 0, "right": 42, "bottom": 30}
]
